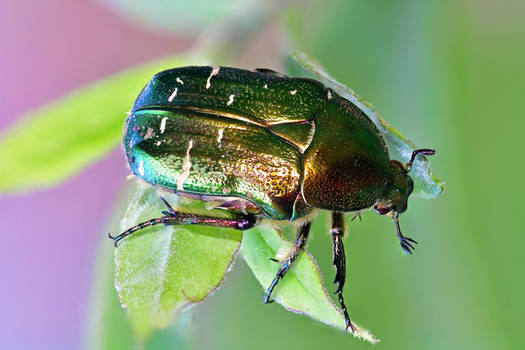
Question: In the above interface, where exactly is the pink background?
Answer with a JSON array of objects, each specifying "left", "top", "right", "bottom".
[{"left": 0, "top": 1, "right": 188, "bottom": 348}]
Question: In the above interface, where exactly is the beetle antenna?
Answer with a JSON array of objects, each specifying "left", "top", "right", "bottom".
[
  {"left": 392, "top": 212, "right": 418, "bottom": 254},
  {"left": 406, "top": 148, "right": 435, "bottom": 172}
]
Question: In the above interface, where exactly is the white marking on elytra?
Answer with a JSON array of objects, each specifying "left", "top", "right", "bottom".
[
  {"left": 290, "top": 90, "right": 297, "bottom": 95},
  {"left": 217, "top": 128, "right": 224, "bottom": 144},
  {"left": 160, "top": 117, "right": 168, "bottom": 134},
  {"left": 168, "top": 88, "right": 178, "bottom": 102},
  {"left": 206, "top": 66, "right": 220, "bottom": 89},
  {"left": 177, "top": 140, "right": 194, "bottom": 191},
  {"left": 144, "top": 128, "right": 154, "bottom": 139},
  {"left": 176, "top": 77, "right": 184, "bottom": 84},
  {"left": 226, "top": 94, "right": 235, "bottom": 106},
  {"left": 138, "top": 160, "right": 145, "bottom": 176},
  {"left": 327, "top": 90, "right": 333, "bottom": 100},
  {"left": 156, "top": 141, "right": 161, "bottom": 146},
  {"left": 264, "top": 84, "right": 268, "bottom": 89}
]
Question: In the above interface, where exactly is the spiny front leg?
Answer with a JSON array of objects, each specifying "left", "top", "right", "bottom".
[
  {"left": 331, "top": 212, "right": 356, "bottom": 333},
  {"left": 263, "top": 222, "right": 311, "bottom": 304}
]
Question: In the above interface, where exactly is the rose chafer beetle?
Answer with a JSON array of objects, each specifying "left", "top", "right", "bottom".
[{"left": 109, "top": 66, "right": 436, "bottom": 332}]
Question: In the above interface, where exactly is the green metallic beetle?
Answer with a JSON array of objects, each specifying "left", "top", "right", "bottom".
[{"left": 109, "top": 66, "right": 435, "bottom": 333}]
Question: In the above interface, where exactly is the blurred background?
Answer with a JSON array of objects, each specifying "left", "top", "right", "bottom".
[{"left": 1, "top": 0, "right": 524, "bottom": 349}]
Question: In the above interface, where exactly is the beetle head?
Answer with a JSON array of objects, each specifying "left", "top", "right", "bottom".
[
  {"left": 374, "top": 160, "right": 414, "bottom": 215},
  {"left": 374, "top": 149, "right": 435, "bottom": 216}
]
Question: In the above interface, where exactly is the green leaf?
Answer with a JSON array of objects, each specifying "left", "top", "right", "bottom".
[
  {"left": 287, "top": 51, "right": 444, "bottom": 198},
  {"left": 241, "top": 227, "right": 379, "bottom": 344},
  {"left": 97, "top": 0, "right": 275, "bottom": 35},
  {"left": 114, "top": 182, "right": 242, "bottom": 341},
  {"left": 87, "top": 184, "right": 196, "bottom": 349},
  {"left": 0, "top": 55, "right": 205, "bottom": 195}
]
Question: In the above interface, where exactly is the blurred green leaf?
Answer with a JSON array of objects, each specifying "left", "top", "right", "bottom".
[
  {"left": 114, "top": 183, "right": 242, "bottom": 341},
  {"left": 0, "top": 55, "right": 205, "bottom": 195},
  {"left": 287, "top": 51, "right": 444, "bottom": 198},
  {"left": 97, "top": 0, "right": 273, "bottom": 35},
  {"left": 241, "top": 227, "right": 378, "bottom": 343}
]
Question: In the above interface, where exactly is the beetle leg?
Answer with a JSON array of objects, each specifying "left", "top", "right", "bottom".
[
  {"left": 393, "top": 212, "right": 418, "bottom": 254},
  {"left": 108, "top": 199, "right": 258, "bottom": 247},
  {"left": 263, "top": 222, "right": 311, "bottom": 304},
  {"left": 331, "top": 212, "right": 356, "bottom": 334}
]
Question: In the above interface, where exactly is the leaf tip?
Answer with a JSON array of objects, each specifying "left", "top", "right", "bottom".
[{"left": 350, "top": 324, "right": 381, "bottom": 344}]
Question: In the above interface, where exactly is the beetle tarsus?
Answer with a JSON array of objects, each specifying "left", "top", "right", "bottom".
[
  {"left": 263, "top": 222, "right": 311, "bottom": 304},
  {"left": 263, "top": 266, "right": 286, "bottom": 304},
  {"left": 331, "top": 212, "right": 356, "bottom": 334},
  {"left": 108, "top": 217, "right": 166, "bottom": 247},
  {"left": 338, "top": 291, "right": 356, "bottom": 334}
]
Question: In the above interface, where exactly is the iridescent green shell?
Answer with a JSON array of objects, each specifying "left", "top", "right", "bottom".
[
  {"left": 125, "top": 109, "right": 302, "bottom": 219},
  {"left": 125, "top": 66, "right": 393, "bottom": 220}
]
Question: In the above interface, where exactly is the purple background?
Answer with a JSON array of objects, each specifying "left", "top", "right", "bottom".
[{"left": 0, "top": 1, "right": 187, "bottom": 348}]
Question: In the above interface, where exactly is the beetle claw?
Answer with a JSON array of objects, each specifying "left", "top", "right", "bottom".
[
  {"left": 108, "top": 232, "right": 119, "bottom": 247},
  {"left": 350, "top": 213, "right": 362, "bottom": 222},
  {"left": 160, "top": 197, "right": 177, "bottom": 217},
  {"left": 346, "top": 321, "right": 357, "bottom": 334}
]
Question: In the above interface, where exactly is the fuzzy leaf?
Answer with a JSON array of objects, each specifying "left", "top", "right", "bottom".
[
  {"left": 114, "top": 182, "right": 242, "bottom": 341},
  {"left": 241, "top": 227, "right": 379, "bottom": 344},
  {"left": 287, "top": 51, "right": 444, "bottom": 198},
  {"left": 0, "top": 55, "right": 204, "bottom": 194},
  {"left": 87, "top": 184, "right": 195, "bottom": 349}
]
